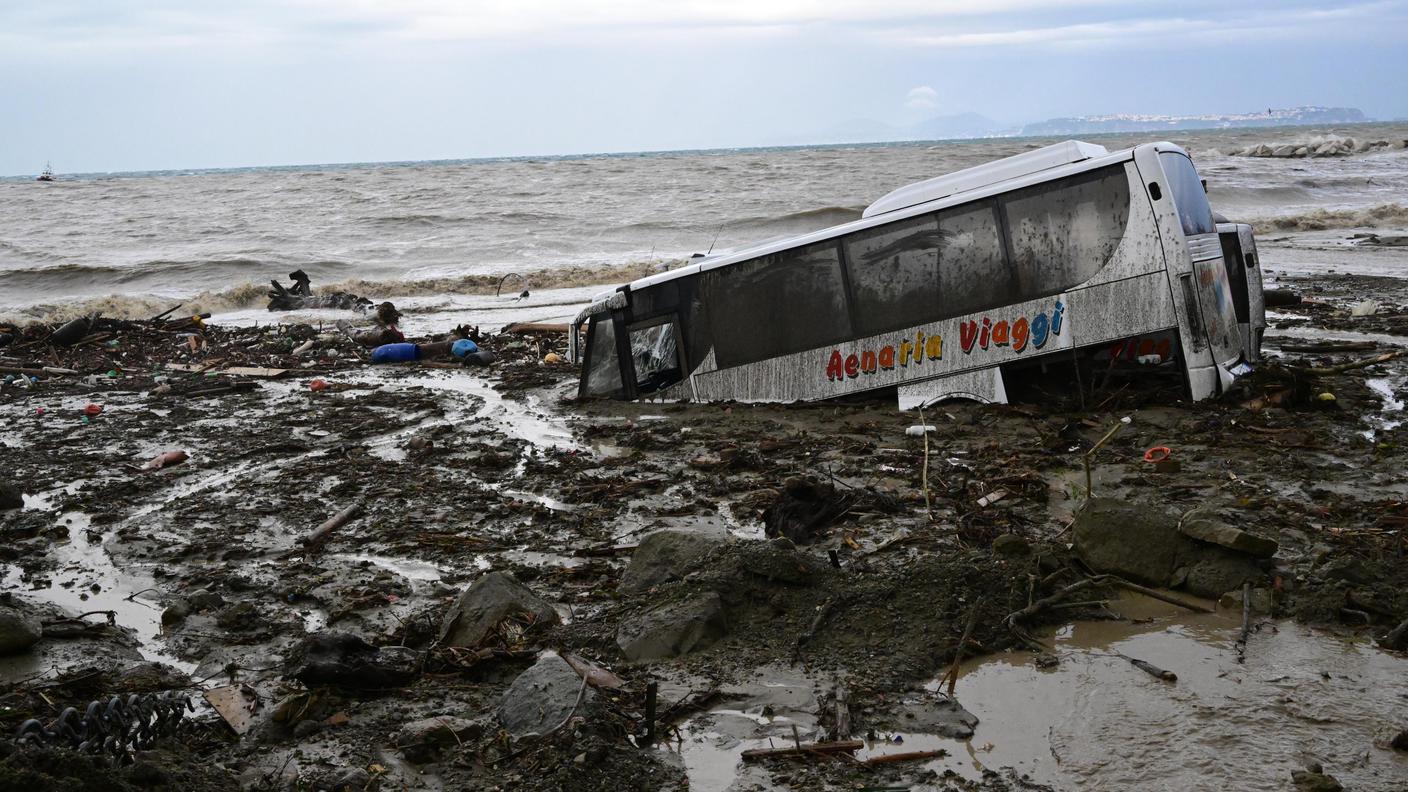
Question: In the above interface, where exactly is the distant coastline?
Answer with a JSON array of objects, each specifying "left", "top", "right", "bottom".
[{"left": 0, "top": 109, "right": 1388, "bottom": 182}]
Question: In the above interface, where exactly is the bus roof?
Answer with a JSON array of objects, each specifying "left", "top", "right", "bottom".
[{"left": 604, "top": 140, "right": 1185, "bottom": 300}]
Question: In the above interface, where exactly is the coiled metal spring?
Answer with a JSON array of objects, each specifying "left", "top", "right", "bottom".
[{"left": 12, "top": 690, "right": 193, "bottom": 763}]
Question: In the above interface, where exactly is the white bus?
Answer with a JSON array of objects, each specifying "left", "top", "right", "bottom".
[{"left": 573, "top": 140, "right": 1257, "bottom": 408}]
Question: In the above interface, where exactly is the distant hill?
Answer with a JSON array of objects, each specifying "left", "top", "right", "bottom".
[{"left": 1019, "top": 106, "right": 1368, "bottom": 136}]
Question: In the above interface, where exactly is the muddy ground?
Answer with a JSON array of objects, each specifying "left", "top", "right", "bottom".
[{"left": 2, "top": 267, "right": 1408, "bottom": 791}]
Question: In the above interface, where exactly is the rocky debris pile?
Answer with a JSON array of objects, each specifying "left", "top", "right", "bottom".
[
  {"left": 1232, "top": 136, "right": 1408, "bottom": 158},
  {"left": 438, "top": 571, "right": 561, "bottom": 648},
  {"left": 283, "top": 632, "right": 420, "bottom": 688}
]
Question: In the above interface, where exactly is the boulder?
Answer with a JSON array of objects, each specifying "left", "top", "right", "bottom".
[
  {"left": 1178, "top": 516, "right": 1278, "bottom": 558},
  {"left": 1291, "top": 763, "right": 1342, "bottom": 792},
  {"left": 617, "top": 592, "right": 727, "bottom": 662},
  {"left": 283, "top": 632, "right": 419, "bottom": 689},
  {"left": 0, "top": 598, "right": 43, "bottom": 655},
  {"left": 438, "top": 571, "right": 560, "bottom": 648},
  {"left": 396, "top": 715, "right": 486, "bottom": 762},
  {"left": 621, "top": 529, "right": 725, "bottom": 593},
  {"left": 1072, "top": 498, "right": 1188, "bottom": 587},
  {"left": 496, "top": 653, "right": 595, "bottom": 738},
  {"left": 0, "top": 481, "right": 22, "bottom": 511}
]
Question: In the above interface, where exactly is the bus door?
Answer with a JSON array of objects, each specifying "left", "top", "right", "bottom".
[{"left": 1136, "top": 146, "right": 1244, "bottom": 399}]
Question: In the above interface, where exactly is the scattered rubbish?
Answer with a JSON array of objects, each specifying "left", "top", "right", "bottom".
[
  {"left": 283, "top": 632, "right": 420, "bottom": 689},
  {"left": 1350, "top": 300, "right": 1380, "bottom": 317},
  {"left": 1143, "top": 446, "right": 1172, "bottom": 463},
  {"left": 452, "top": 338, "right": 480, "bottom": 358},
  {"left": 82, "top": 403, "right": 103, "bottom": 417},
  {"left": 141, "top": 450, "right": 189, "bottom": 471},
  {"left": 205, "top": 685, "right": 261, "bottom": 735},
  {"left": 543, "top": 352, "right": 564, "bottom": 364},
  {"left": 267, "top": 269, "right": 372, "bottom": 312},
  {"left": 371, "top": 342, "right": 421, "bottom": 364},
  {"left": 299, "top": 501, "right": 364, "bottom": 554},
  {"left": 905, "top": 424, "right": 937, "bottom": 436},
  {"left": 976, "top": 489, "right": 1008, "bottom": 508},
  {"left": 309, "top": 378, "right": 329, "bottom": 392},
  {"left": 48, "top": 315, "right": 95, "bottom": 347}
]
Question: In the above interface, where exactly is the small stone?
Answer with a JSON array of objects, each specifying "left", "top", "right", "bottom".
[
  {"left": 497, "top": 653, "right": 596, "bottom": 737},
  {"left": 992, "top": 534, "right": 1030, "bottom": 558},
  {"left": 188, "top": 588, "right": 225, "bottom": 611},
  {"left": 327, "top": 711, "right": 350, "bottom": 727},
  {"left": 293, "top": 719, "right": 324, "bottom": 738},
  {"left": 0, "top": 481, "right": 23, "bottom": 510},
  {"left": 1391, "top": 729, "right": 1408, "bottom": 751}
]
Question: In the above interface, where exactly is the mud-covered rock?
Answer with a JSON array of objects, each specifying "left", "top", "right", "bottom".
[
  {"left": 992, "top": 534, "right": 1031, "bottom": 558},
  {"left": 892, "top": 692, "right": 979, "bottom": 739},
  {"left": 1179, "top": 516, "right": 1279, "bottom": 558},
  {"left": 283, "top": 632, "right": 419, "bottom": 689},
  {"left": 496, "top": 652, "right": 595, "bottom": 737},
  {"left": 616, "top": 592, "right": 727, "bottom": 661},
  {"left": 396, "top": 715, "right": 486, "bottom": 762},
  {"left": 438, "top": 571, "right": 560, "bottom": 648},
  {"left": 1179, "top": 549, "right": 1266, "bottom": 599},
  {"left": 621, "top": 529, "right": 725, "bottom": 593},
  {"left": 0, "top": 597, "right": 43, "bottom": 655},
  {"left": 1073, "top": 498, "right": 1188, "bottom": 587},
  {"left": 0, "top": 481, "right": 22, "bottom": 510}
]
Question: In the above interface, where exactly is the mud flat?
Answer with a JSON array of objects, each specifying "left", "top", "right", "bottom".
[{"left": 2, "top": 268, "right": 1408, "bottom": 791}]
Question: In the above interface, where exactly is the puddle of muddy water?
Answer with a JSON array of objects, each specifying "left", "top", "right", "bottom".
[
  {"left": 673, "top": 594, "right": 1408, "bottom": 792},
  {"left": 0, "top": 511, "right": 193, "bottom": 673}
]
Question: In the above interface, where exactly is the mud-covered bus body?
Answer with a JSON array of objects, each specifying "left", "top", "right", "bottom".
[
  {"left": 1217, "top": 221, "right": 1266, "bottom": 363},
  {"left": 573, "top": 140, "right": 1259, "bottom": 408}
]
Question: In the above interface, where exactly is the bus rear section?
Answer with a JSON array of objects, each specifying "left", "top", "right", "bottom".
[{"left": 576, "top": 140, "right": 1258, "bottom": 407}]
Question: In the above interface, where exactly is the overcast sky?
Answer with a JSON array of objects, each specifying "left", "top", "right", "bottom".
[{"left": 3, "top": 0, "right": 1406, "bottom": 174}]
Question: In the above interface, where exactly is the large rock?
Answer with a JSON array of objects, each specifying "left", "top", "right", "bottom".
[
  {"left": 1178, "top": 550, "right": 1265, "bottom": 599},
  {"left": 616, "top": 592, "right": 727, "bottom": 662},
  {"left": 0, "top": 481, "right": 23, "bottom": 510},
  {"left": 438, "top": 571, "right": 560, "bottom": 648},
  {"left": 496, "top": 652, "right": 595, "bottom": 738},
  {"left": 1072, "top": 498, "right": 1188, "bottom": 587},
  {"left": 1179, "top": 516, "right": 1278, "bottom": 558},
  {"left": 283, "top": 632, "right": 419, "bottom": 688},
  {"left": 0, "top": 598, "right": 43, "bottom": 656},
  {"left": 621, "top": 529, "right": 725, "bottom": 593}
]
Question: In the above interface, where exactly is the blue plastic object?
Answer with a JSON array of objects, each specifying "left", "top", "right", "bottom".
[
  {"left": 451, "top": 338, "right": 479, "bottom": 357},
  {"left": 371, "top": 342, "right": 421, "bottom": 363}
]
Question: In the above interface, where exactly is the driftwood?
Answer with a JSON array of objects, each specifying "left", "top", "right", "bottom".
[
  {"left": 1279, "top": 341, "right": 1378, "bottom": 353},
  {"left": 501, "top": 322, "right": 570, "bottom": 336},
  {"left": 1381, "top": 616, "right": 1408, "bottom": 651},
  {"left": 1122, "top": 654, "right": 1177, "bottom": 682},
  {"left": 941, "top": 597, "right": 984, "bottom": 695},
  {"left": 300, "top": 502, "right": 364, "bottom": 553},
  {"left": 1236, "top": 582, "right": 1252, "bottom": 663},
  {"left": 740, "top": 740, "right": 863, "bottom": 762},
  {"left": 1302, "top": 350, "right": 1404, "bottom": 376},
  {"left": 832, "top": 685, "right": 851, "bottom": 741},
  {"left": 864, "top": 749, "right": 946, "bottom": 766}
]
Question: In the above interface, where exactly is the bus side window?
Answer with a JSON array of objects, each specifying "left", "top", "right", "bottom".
[
  {"left": 937, "top": 202, "right": 1008, "bottom": 316},
  {"left": 629, "top": 321, "right": 682, "bottom": 394},
  {"left": 1001, "top": 166, "right": 1130, "bottom": 301},
  {"left": 843, "top": 213, "right": 942, "bottom": 335},
  {"left": 703, "top": 242, "right": 852, "bottom": 369}
]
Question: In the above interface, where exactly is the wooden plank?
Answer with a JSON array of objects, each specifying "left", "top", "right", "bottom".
[
  {"left": 221, "top": 366, "right": 290, "bottom": 378},
  {"left": 205, "top": 686, "right": 259, "bottom": 735},
  {"left": 501, "top": 322, "right": 570, "bottom": 335},
  {"left": 740, "top": 740, "right": 863, "bottom": 761}
]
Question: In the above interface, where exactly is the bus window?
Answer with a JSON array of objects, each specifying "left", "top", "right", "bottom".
[
  {"left": 629, "top": 320, "right": 682, "bottom": 394},
  {"left": 703, "top": 242, "right": 852, "bottom": 368},
  {"left": 582, "top": 317, "right": 624, "bottom": 397},
  {"left": 1159, "top": 152, "right": 1215, "bottom": 236},
  {"left": 937, "top": 202, "right": 1009, "bottom": 316},
  {"left": 1002, "top": 165, "right": 1130, "bottom": 299},
  {"left": 844, "top": 213, "right": 942, "bottom": 335}
]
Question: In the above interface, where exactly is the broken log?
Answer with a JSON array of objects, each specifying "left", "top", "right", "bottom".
[
  {"left": 1236, "top": 582, "right": 1252, "bottom": 663},
  {"left": 1108, "top": 577, "right": 1215, "bottom": 614},
  {"left": 943, "top": 597, "right": 984, "bottom": 695},
  {"left": 301, "top": 502, "right": 364, "bottom": 553},
  {"left": 740, "top": 740, "right": 864, "bottom": 762}
]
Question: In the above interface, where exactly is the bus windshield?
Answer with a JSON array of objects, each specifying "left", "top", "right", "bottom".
[{"left": 1159, "top": 152, "right": 1215, "bottom": 237}]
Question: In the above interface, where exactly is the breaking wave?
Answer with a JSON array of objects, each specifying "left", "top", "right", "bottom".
[
  {"left": 0, "top": 260, "right": 672, "bottom": 325},
  {"left": 732, "top": 206, "right": 864, "bottom": 232},
  {"left": 1248, "top": 203, "right": 1408, "bottom": 232}
]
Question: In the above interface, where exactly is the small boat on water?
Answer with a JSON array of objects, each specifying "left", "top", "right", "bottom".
[{"left": 36, "top": 162, "right": 55, "bottom": 182}]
